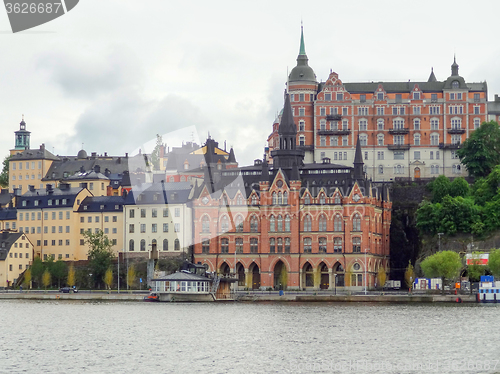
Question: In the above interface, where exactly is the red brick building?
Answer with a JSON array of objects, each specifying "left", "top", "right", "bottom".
[
  {"left": 192, "top": 95, "right": 391, "bottom": 290},
  {"left": 268, "top": 27, "right": 488, "bottom": 181}
]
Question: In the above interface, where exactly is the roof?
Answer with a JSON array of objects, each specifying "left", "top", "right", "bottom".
[
  {"left": 288, "top": 27, "right": 316, "bottom": 83},
  {"left": 124, "top": 182, "right": 192, "bottom": 205},
  {"left": 77, "top": 196, "right": 126, "bottom": 213},
  {"left": 0, "top": 231, "right": 23, "bottom": 260},
  {"left": 10, "top": 146, "right": 59, "bottom": 161},
  {"left": 0, "top": 208, "right": 17, "bottom": 221},
  {"left": 342, "top": 80, "right": 487, "bottom": 93},
  {"left": 16, "top": 186, "right": 87, "bottom": 210},
  {"left": 0, "top": 190, "right": 13, "bottom": 207},
  {"left": 152, "top": 271, "right": 212, "bottom": 282},
  {"left": 43, "top": 155, "right": 129, "bottom": 181}
]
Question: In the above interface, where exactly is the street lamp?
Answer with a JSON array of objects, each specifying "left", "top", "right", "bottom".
[
  {"left": 438, "top": 233, "right": 444, "bottom": 252},
  {"left": 364, "top": 249, "right": 370, "bottom": 295}
]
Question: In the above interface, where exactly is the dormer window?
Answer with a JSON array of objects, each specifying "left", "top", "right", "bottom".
[
  {"left": 452, "top": 80, "right": 459, "bottom": 89},
  {"left": 22, "top": 200, "right": 27, "bottom": 206}
]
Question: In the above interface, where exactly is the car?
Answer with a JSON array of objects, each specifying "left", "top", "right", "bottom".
[{"left": 59, "top": 287, "right": 78, "bottom": 293}]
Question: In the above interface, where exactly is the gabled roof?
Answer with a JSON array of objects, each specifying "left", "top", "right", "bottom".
[{"left": 0, "top": 232, "right": 23, "bottom": 260}]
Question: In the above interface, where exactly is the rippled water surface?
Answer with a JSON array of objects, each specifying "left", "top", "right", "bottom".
[{"left": 1, "top": 300, "right": 499, "bottom": 373}]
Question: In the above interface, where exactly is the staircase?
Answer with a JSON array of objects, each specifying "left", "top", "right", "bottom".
[{"left": 211, "top": 275, "right": 220, "bottom": 294}]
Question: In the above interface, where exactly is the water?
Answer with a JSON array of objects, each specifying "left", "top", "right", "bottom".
[{"left": 0, "top": 300, "right": 499, "bottom": 373}]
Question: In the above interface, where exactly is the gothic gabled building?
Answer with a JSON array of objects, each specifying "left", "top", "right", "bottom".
[{"left": 192, "top": 95, "right": 391, "bottom": 291}]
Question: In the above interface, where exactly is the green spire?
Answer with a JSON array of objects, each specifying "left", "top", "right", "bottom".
[{"left": 299, "top": 25, "right": 306, "bottom": 56}]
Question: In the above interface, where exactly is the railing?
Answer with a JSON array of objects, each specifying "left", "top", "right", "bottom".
[
  {"left": 439, "top": 143, "right": 461, "bottom": 149},
  {"left": 447, "top": 128, "right": 466, "bottom": 134},
  {"left": 388, "top": 128, "right": 410, "bottom": 135},
  {"left": 317, "top": 129, "right": 351, "bottom": 135},
  {"left": 326, "top": 114, "right": 342, "bottom": 121},
  {"left": 297, "top": 145, "right": 314, "bottom": 151},
  {"left": 388, "top": 144, "right": 410, "bottom": 150}
]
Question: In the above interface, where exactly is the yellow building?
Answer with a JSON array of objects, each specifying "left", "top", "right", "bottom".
[
  {"left": 16, "top": 183, "right": 92, "bottom": 261},
  {"left": 0, "top": 231, "right": 33, "bottom": 288},
  {"left": 76, "top": 196, "right": 125, "bottom": 257}
]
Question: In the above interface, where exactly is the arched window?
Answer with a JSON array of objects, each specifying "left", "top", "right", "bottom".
[
  {"left": 394, "top": 165, "right": 405, "bottom": 174},
  {"left": 202, "top": 215, "right": 210, "bottom": 233},
  {"left": 221, "top": 238, "right": 229, "bottom": 253},
  {"left": 277, "top": 215, "right": 283, "bottom": 232},
  {"left": 304, "top": 194, "right": 310, "bottom": 205},
  {"left": 414, "top": 133, "right": 421, "bottom": 146},
  {"left": 353, "top": 214, "right": 361, "bottom": 231},
  {"left": 237, "top": 194, "right": 243, "bottom": 205},
  {"left": 250, "top": 216, "right": 259, "bottom": 232},
  {"left": 299, "top": 135, "right": 305, "bottom": 146},
  {"left": 285, "top": 238, "right": 291, "bottom": 253},
  {"left": 174, "top": 239, "right": 180, "bottom": 251},
  {"left": 283, "top": 191, "right": 288, "bottom": 205},
  {"left": 201, "top": 239, "right": 209, "bottom": 253},
  {"left": 304, "top": 215, "right": 312, "bottom": 231},
  {"left": 359, "top": 134, "right": 368, "bottom": 146},
  {"left": 377, "top": 118, "right": 384, "bottom": 130},
  {"left": 140, "top": 239, "right": 146, "bottom": 251},
  {"left": 277, "top": 238, "right": 283, "bottom": 253},
  {"left": 250, "top": 238, "right": 258, "bottom": 253},
  {"left": 251, "top": 194, "right": 259, "bottom": 205},
  {"left": 163, "top": 239, "right": 168, "bottom": 251},
  {"left": 235, "top": 215, "right": 244, "bottom": 232},
  {"left": 285, "top": 215, "right": 291, "bottom": 232},
  {"left": 319, "top": 214, "right": 327, "bottom": 232},
  {"left": 414, "top": 118, "right": 421, "bottom": 130},
  {"left": 334, "top": 194, "right": 341, "bottom": 204},
  {"left": 278, "top": 192, "right": 283, "bottom": 205},
  {"left": 430, "top": 132, "right": 439, "bottom": 146},
  {"left": 377, "top": 133, "right": 384, "bottom": 146},
  {"left": 269, "top": 215, "right": 276, "bottom": 232},
  {"left": 270, "top": 238, "right": 276, "bottom": 253},
  {"left": 272, "top": 192, "right": 277, "bottom": 205},
  {"left": 221, "top": 215, "right": 229, "bottom": 232},
  {"left": 129, "top": 239, "right": 134, "bottom": 251},
  {"left": 334, "top": 215, "right": 343, "bottom": 232},
  {"left": 319, "top": 237, "right": 327, "bottom": 253}
]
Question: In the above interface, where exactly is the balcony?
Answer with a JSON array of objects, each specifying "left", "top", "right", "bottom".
[
  {"left": 447, "top": 128, "right": 466, "bottom": 134},
  {"left": 389, "top": 128, "right": 410, "bottom": 135},
  {"left": 326, "top": 114, "right": 342, "bottom": 121},
  {"left": 318, "top": 128, "right": 351, "bottom": 136},
  {"left": 439, "top": 143, "right": 461, "bottom": 150},
  {"left": 298, "top": 145, "right": 314, "bottom": 152},
  {"left": 388, "top": 144, "right": 411, "bottom": 151}
]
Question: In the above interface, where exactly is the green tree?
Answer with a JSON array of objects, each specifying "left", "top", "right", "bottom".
[
  {"left": 127, "top": 264, "right": 136, "bottom": 291},
  {"left": 83, "top": 230, "right": 115, "bottom": 288},
  {"left": 23, "top": 269, "right": 31, "bottom": 290},
  {"left": 280, "top": 266, "right": 288, "bottom": 290},
  {"left": 150, "top": 134, "right": 163, "bottom": 170},
  {"left": 67, "top": 263, "right": 76, "bottom": 287},
  {"left": 377, "top": 267, "right": 387, "bottom": 289},
  {"left": 457, "top": 120, "right": 500, "bottom": 178},
  {"left": 420, "top": 251, "right": 462, "bottom": 294},
  {"left": 449, "top": 177, "right": 470, "bottom": 198},
  {"left": 404, "top": 262, "right": 414, "bottom": 291},
  {"left": 429, "top": 175, "right": 451, "bottom": 203},
  {"left": 0, "top": 155, "right": 11, "bottom": 188},
  {"left": 51, "top": 260, "right": 67, "bottom": 288},
  {"left": 31, "top": 256, "right": 45, "bottom": 288},
  {"left": 467, "top": 252, "right": 487, "bottom": 282},
  {"left": 42, "top": 268, "right": 51, "bottom": 292},
  {"left": 104, "top": 267, "right": 113, "bottom": 290},
  {"left": 489, "top": 249, "right": 500, "bottom": 278}
]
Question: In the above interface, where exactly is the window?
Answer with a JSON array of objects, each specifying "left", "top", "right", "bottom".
[
  {"left": 235, "top": 238, "right": 243, "bottom": 253},
  {"left": 330, "top": 136, "right": 338, "bottom": 146},
  {"left": 202, "top": 216, "right": 210, "bottom": 232},
  {"left": 430, "top": 118, "right": 439, "bottom": 131},
  {"left": 320, "top": 136, "right": 326, "bottom": 146},
  {"left": 334, "top": 195, "right": 341, "bottom": 204},
  {"left": 277, "top": 215, "right": 283, "bottom": 232},
  {"left": 140, "top": 224, "right": 146, "bottom": 233},
  {"left": 175, "top": 208, "right": 180, "bottom": 217},
  {"left": 163, "top": 208, "right": 169, "bottom": 217},
  {"left": 304, "top": 238, "right": 312, "bottom": 253},
  {"left": 285, "top": 215, "right": 291, "bottom": 232},
  {"left": 451, "top": 118, "right": 461, "bottom": 129},
  {"left": 353, "top": 214, "right": 361, "bottom": 231},
  {"left": 162, "top": 223, "right": 168, "bottom": 233},
  {"left": 378, "top": 165, "right": 384, "bottom": 174},
  {"left": 319, "top": 237, "right": 327, "bottom": 253},
  {"left": 319, "top": 215, "right": 327, "bottom": 231},
  {"left": 334, "top": 215, "right": 342, "bottom": 231},
  {"left": 413, "top": 92, "right": 420, "bottom": 100},
  {"left": 393, "top": 118, "right": 404, "bottom": 129},
  {"left": 140, "top": 239, "right": 146, "bottom": 251},
  {"left": 152, "top": 208, "right": 157, "bottom": 218},
  {"left": 334, "top": 238, "right": 342, "bottom": 253},
  {"left": 174, "top": 223, "right": 180, "bottom": 232},
  {"left": 152, "top": 224, "right": 157, "bottom": 233},
  {"left": 360, "top": 94, "right": 366, "bottom": 103},
  {"left": 299, "top": 108, "right": 305, "bottom": 116},
  {"left": 359, "top": 134, "right": 367, "bottom": 146},
  {"left": 235, "top": 216, "right": 244, "bottom": 232},
  {"left": 221, "top": 216, "right": 229, "bottom": 232},
  {"left": 283, "top": 191, "right": 288, "bottom": 205},
  {"left": 358, "top": 107, "right": 368, "bottom": 116},
  {"left": 436, "top": 151, "right": 440, "bottom": 160},
  {"left": 342, "top": 107, "right": 348, "bottom": 116},
  {"left": 285, "top": 238, "right": 291, "bottom": 253},
  {"left": 474, "top": 118, "right": 481, "bottom": 129},
  {"left": 304, "top": 194, "right": 310, "bottom": 205},
  {"left": 304, "top": 215, "right": 312, "bottom": 231},
  {"left": 394, "top": 165, "right": 405, "bottom": 174},
  {"left": 250, "top": 216, "right": 258, "bottom": 232},
  {"left": 474, "top": 93, "right": 480, "bottom": 102},
  {"left": 337, "top": 93, "right": 344, "bottom": 101},
  {"left": 377, "top": 107, "right": 384, "bottom": 115},
  {"left": 270, "top": 238, "right": 275, "bottom": 253},
  {"left": 431, "top": 94, "right": 437, "bottom": 102},
  {"left": 431, "top": 165, "right": 439, "bottom": 175},
  {"left": 451, "top": 135, "right": 461, "bottom": 145},
  {"left": 299, "top": 136, "right": 305, "bottom": 146},
  {"left": 129, "top": 240, "right": 135, "bottom": 252},
  {"left": 414, "top": 151, "right": 421, "bottom": 160},
  {"left": 299, "top": 120, "right": 305, "bottom": 132},
  {"left": 342, "top": 136, "right": 348, "bottom": 146},
  {"left": 414, "top": 118, "right": 420, "bottom": 130},
  {"left": 250, "top": 238, "right": 258, "bottom": 253},
  {"left": 395, "top": 94, "right": 402, "bottom": 103},
  {"left": 377, "top": 151, "right": 384, "bottom": 160},
  {"left": 352, "top": 237, "right": 361, "bottom": 253},
  {"left": 269, "top": 215, "right": 275, "bottom": 232},
  {"left": 320, "top": 119, "right": 326, "bottom": 130},
  {"left": 394, "top": 151, "right": 404, "bottom": 160},
  {"left": 414, "top": 134, "right": 421, "bottom": 146},
  {"left": 429, "top": 106, "right": 440, "bottom": 115},
  {"left": 430, "top": 133, "right": 439, "bottom": 146},
  {"left": 105, "top": 216, "right": 109, "bottom": 222},
  {"left": 140, "top": 209, "right": 146, "bottom": 218},
  {"left": 221, "top": 238, "right": 229, "bottom": 253},
  {"left": 377, "top": 134, "right": 384, "bottom": 146},
  {"left": 359, "top": 119, "right": 367, "bottom": 131}
]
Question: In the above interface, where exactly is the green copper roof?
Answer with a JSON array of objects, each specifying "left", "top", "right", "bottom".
[{"left": 299, "top": 26, "right": 306, "bottom": 55}]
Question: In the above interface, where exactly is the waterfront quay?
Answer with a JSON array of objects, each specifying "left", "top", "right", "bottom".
[{"left": 0, "top": 289, "right": 477, "bottom": 303}]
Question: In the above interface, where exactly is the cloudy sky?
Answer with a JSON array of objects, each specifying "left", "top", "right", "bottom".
[{"left": 1, "top": 0, "right": 499, "bottom": 166}]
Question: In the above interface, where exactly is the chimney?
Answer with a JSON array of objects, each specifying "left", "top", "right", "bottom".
[
  {"left": 125, "top": 153, "right": 128, "bottom": 158},
  {"left": 13, "top": 188, "right": 20, "bottom": 196},
  {"left": 104, "top": 152, "right": 107, "bottom": 157},
  {"left": 91, "top": 152, "right": 97, "bottom": 159},
  {"left": 46, "top": 184, "right": 53, "bottom": 192},
  {"left": 94, "top": 165, "right": 101, "bottom": 174},
  {"left": 28, "top": 185, "right": 35, "bottom": 192},
  {"left": 106, "top": 185, "right": 112, "bottom": 196}
]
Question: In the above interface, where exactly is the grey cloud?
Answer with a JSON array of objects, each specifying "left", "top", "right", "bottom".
[{"left": 36, "top": 46, "right": 142, "bottom": 99}]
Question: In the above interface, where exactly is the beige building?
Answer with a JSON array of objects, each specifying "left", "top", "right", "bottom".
[
  {"left": 0, "top": 231, "right": 33, "bottom": 288},
  {"left": 16, "top": 184, "right": 92, "bottom": 261}
]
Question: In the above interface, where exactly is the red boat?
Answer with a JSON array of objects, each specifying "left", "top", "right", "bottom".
[{"left": 143, "top": 293, "right": 160, "bottom": 302}]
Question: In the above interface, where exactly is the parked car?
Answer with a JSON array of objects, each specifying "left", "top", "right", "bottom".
[{"left": 59, "top": 287, "right": 78, "bottom": 293}]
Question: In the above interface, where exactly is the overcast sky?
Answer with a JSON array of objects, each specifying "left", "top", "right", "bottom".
[{"left": 1, "top": 0, "right": 499, "bottom": 166}]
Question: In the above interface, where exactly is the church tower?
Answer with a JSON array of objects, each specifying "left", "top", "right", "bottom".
[{"left": 12, "top": 115, "right": 31, "bottom": 154}]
